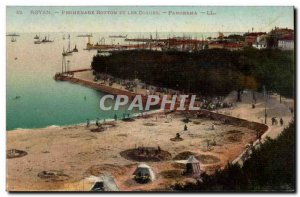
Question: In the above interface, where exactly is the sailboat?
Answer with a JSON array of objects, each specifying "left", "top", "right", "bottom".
[
  {"left": 34, "top": 34, "right": 39, "bottom": 39},
  {"left": 62, "top": 34, "right": 73, "bottom": 56},
  {"left": 41, "top": 35, "right": 53, "bottom": 43},
  {"left": 73, "top": 44, "right": 78, "bottom": 52},
  {"left": 11, "top": 36, "right": 16, "bottom": 42},
  {"left": 34, "top": 39, "right": 42, "bottom": 44}
]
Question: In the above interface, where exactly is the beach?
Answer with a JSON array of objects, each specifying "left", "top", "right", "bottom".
[{"left": 6, "top": 85, "right": 293, "bottom": 191}]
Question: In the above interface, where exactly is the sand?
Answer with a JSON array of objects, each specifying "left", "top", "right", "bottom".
[
  {"left": 7, "top": 110, "right": 260, "bottom": 191},
  {"left": 6, "top": 76, "right": 294, "bottom": 191}
]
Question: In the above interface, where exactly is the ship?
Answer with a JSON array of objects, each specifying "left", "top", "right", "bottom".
[
  {"left": 34, "top": 35, "right": 53, "bottom": 44},
  {"left": 77, "top": 33, "right": 93, "bottom": 37},
  {"left": 6, "top": 33, "right": 20, "bottom": 37},
  {"left": 109, "top": 35, "right": 127, "bottom": 38},
  {"left": 73, "top": 45, "right": 78, "bottom": 52},
  {"left": 41, "top": 35, "right": 54, "bottom": 43},
  {"left": 11, "top": 36, "right": 16, "bottom": 42},
  {"left": 62, "top": 34, "right": 73, "bottom": 56},
  {"left": 34, "top": 40, "right": 42, "bottom": 44}
]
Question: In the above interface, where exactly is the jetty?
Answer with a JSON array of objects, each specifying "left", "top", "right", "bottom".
[
  {"left": 55, "top": 70, "right": 137, "bottom": 97},
  {"left": 54, "top": 69, "right": 188, "bottom": 110}
]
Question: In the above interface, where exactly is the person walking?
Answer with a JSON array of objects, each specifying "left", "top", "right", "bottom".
[{"left": 280, "top": 118, "right": 284, "bottom": 126}]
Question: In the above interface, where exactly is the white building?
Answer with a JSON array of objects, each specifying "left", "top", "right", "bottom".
[
  {"left": 278, "top": 39, "right": 294, "bottom": 50},
  {"left": 252, "top": 35, "right": 267, "bottom": 50}
]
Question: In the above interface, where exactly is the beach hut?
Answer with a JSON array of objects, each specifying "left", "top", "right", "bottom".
[
  {"left": 175, "top": 155, "right": 201, "bottom": 176},
  {"left": 133, "top": 163, "right": 155, "bottom": 183},
  {"left": 186, "top": 156, "right": 201, "bottom": 175},
  {"left": 87, "top": 174, "right": 119, "bottom": 191}
]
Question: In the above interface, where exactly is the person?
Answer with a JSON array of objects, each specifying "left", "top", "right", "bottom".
[
  {"left": 252, "top": 103, "right": 255, "bottom": 109},
  {"left": 184, "top": 124, "right": 187, "bottom": 131},
  {"left": 96, "top": 118, "right": 99, "bottom": 127},
  {"left": 280, "top": 118, "right": 284, "bottom": 126},
  {"left": 157, "top": 145, "right": 161, "bottom": 153},
  {"left": 114, "top": 114, "right": 118, "bottom": 121},
  {"left": 271, "top": 117, "right": 276, "bottom": 125},
  {"left": 86, "top": 119, "right": 90, "bottom": 127}
]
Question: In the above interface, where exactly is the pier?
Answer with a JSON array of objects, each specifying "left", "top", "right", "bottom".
[{"left": 54, "top": 69, "right": 187, "bottom": 110}]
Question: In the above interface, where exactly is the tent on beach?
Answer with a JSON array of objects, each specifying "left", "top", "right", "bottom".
[
  {"left": 175, "top": 155, "right": 201, "bottom": 176},
  {"left": 86, "top": 174, "right": 119, "bottom": 191},
  {"left": 133, "top": 163, "right": 155, "bottom": 183}
]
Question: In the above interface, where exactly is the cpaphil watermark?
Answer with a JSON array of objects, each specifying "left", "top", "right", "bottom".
[{"left": 99, "top": 94, "right": 200, "bottom": 111}]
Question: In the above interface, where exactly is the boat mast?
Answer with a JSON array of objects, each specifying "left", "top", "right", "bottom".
[
  {"left": 61, "top": 54, "right": 64, "bottom": 73},
  {"left": 68, "top": 34, "right": 71, "bottom": 51},
  {"left": 67, "top": 60, "right": 70, "bottom": 73}
]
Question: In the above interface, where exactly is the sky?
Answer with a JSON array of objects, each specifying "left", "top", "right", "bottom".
[{"left": 6, "top": 6, "right": 294, "bottom": 33}]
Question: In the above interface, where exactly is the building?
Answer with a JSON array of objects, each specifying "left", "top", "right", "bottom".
[
  {"left": 224, "top": 42, "right": 244, "bottom": 51},
  {"left": 252, "top": 35, "right": 267, "bottom": 50},
  {"left": 208, "top": 41, "right": 243, "bottom": 51},
  {"left": 269, "top": 27, "right": 294, "bottom": 39},
  {"left": 278, "top": 37, "right": 294, "bottom": 50},
  {"left": 244, "top": 32, "right": 267, "bottom": 46},
  {"left": 208, "top": 42, "right": 224, "bottom": 49},
  {"left": 267, "top": 27, "right": 294, "bottom": 48}
]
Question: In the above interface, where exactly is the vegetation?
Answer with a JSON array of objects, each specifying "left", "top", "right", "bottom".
[
  {"left": 224, "top": 34, "right": 245, "bottom": 42},
  {"left": 91, "top": 48, "right": 294, "bottom": 99},
  {"left": 172, "top": 122, "right": 295, "bottom": 192}
]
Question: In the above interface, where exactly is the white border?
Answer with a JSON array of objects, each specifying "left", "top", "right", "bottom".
[{"left": 1, "top": 0, "right": 298, "bottom": 197}]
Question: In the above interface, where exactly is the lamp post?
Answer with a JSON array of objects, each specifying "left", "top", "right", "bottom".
[{"left": 263, "top": 85, "right": 267, "bottom": 124}]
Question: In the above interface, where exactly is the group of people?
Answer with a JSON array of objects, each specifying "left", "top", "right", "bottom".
[
  {"left": 136, "top": 146, "right": 162, "bottom": 157},
  {"left": 200, "top": 97, "right": 233, "bottom": 110},
  {"left": 271, "top": 117, "right": 284, "bottom": 126}
]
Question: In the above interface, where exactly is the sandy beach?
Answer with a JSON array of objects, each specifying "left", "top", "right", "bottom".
[
  {"left": 6, "top": 69, "right": 295, "bottom": 192},
  {"left": 6, "top": 82, "right": 294, "bottom": 191}
]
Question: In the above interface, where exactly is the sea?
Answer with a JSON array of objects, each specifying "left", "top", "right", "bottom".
[{"left": 6, "top": 32, "right": 243, "bottom": 131}]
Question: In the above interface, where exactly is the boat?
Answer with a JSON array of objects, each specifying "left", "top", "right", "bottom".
[
  {"left": 11, "top": 36, "right": 16, "bottom": 42},
  {"left": 62, "top": 34, "right": 73, "bottom": 56},
  {"left": 34, "top": 34, "right": 39, "bottom": 39},
  {"left": 6, "top": 33, "right": 20, "bottom": 37},
  {"left": 41, "top": 35, "right": 54, "bottom": 43},
  {"left": 62, "top": 48, "right": 73, "bottom": 56},
  {"left": 34, "top": 40, "right": 42, "bottom": 44},
  {"left": 109, "top": 35, "right": 127, "bottom": 38},
  {"left": 73, "top": 45, "right": 78, "bottom": 52},
  {"left": 77, "top": 33, "right": 93, "bottom": 37}
]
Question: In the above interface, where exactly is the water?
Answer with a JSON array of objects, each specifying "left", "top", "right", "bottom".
[
  {"left": 7, "top": 33, "right": 131, "bottom": 130},
  {"left": 6, "top": 32, "right": 243, "bottom": 130}
]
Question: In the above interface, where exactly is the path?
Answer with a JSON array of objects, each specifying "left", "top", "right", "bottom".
[{"left": 219, "top": 90, "right": 294, "bottom": 140}]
